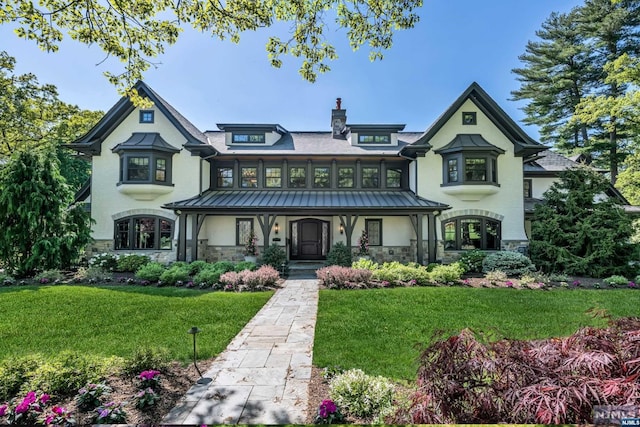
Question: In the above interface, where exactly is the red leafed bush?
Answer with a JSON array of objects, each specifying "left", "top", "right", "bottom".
[
  {"left": 240, "top": 265, "right": 280, "bottom": 290},
  {"left": 391, "top": 318, "right": 640, "bottom": 424},
  {"left": 316, "top": 266, "right": 372, "bottom": 289}
]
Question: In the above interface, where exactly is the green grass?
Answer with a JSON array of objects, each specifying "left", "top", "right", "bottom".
[
  {"left": 0, "top": 285, "right": 272, "bottom": 362},
  {"left": 314, "top": 287, "right": 640, "bottom": 381}
]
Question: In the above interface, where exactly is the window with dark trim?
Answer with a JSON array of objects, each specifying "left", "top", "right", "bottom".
[
  {"left": 232, "top": 133, "right": 265, "bottom": 143},
  {"left": 236, "top": 218, "right": 253, "bottom": 246},
  {"left": 523, "top": 179, "right": 532, "bottom": 198},
  {"left": 289, "top": 167, "right": 306, "bottom": 188},
  {"left": 462, "top": 112, "right": 476, "bottom": 125},
  {"left": 314, "top": 167, "right": 330, "bottom": 188},
  {"left": 338, "top": 167, "right": 354, "bottom": 188},
  {"left": 365, "top": 219, "right": 382, "bottom": 246},
  {"left": 114, "top": 216, "right": 173, "bottom": 250},
  {"left": 265, "top": 167, "right": 282, "bottom": 188},
  {"left": 139, "top": 110, "right": 154, "bottom": 123},
  {"left": 447, "top": 159, "right": 459, "bottom": 183},
  {"left": 443, "top": 217, "right": 500, "bottom": 251},
  {"left": 465, "top": 158, "right": 487, "bottom": 181},
  {"left": 120, "top": 153, "right": 172, "bottom": 185},
  {"left": 241, "top": 167, "right": 258, "bottom": 188},
  {"left": 358, "top": 134, "right": 390, "bottom": 144},
  {"left": 386, "top": 168, "right": 402, "bottom": 188},
  {"left": 217, "top": 167, "right": 234, "bottom": 188},
  {"left": 362, "top": 167, "right": 379, "bottom": 188},
  {"left": 441, "top": 153, "right": 499, "bottom": 185}
]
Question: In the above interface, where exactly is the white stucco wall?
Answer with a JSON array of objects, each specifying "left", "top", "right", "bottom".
[
  {"left": 90, "top": 105, "right": 202, "bottom": 240},
  {"left": 415, "top": 99, "right": 528, "bottom": 242},
  {"left": 530, "top": 177, "right": 557, "bottom": 199}
]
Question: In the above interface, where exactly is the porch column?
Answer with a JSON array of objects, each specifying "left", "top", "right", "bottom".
[
  {"left": 190, "top": 214, "right": 198, "bottom": 262},
  {"left": 257, "top": 213, "right": 277, "bottom": 253},
  {"left": 410, "top": 213, "right": 424, "bottom": 265},
  {"left": 339, "top": 214, "right": 359, "bottom": 250},
  {"left": 427, "top": 213, "right": 436, "bottom": 264},
  {"left": 177, "top": 212, "right": 187, "bottom": 261}
]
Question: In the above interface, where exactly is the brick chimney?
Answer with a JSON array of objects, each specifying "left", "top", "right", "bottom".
[{"left": 331, "top": 97, "right": 346, "bottom": 138}]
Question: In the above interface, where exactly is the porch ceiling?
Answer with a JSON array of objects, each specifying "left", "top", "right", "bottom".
[{"left": 163, "top": 190, "right": 449, "bottom": 214}]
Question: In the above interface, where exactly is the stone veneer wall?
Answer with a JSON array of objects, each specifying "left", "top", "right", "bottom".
[
  {"left": 439, "top": 240, "right": 530, "bottom": 264},
  {"left": 85, "top": 239, "right": 177, "bottom": 264}
]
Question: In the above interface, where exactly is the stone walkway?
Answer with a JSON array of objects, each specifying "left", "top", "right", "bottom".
[{"left": 162, "top": 279, "right": 319, "bottom": 424}]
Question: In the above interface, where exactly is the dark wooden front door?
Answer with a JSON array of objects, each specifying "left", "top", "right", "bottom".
[{"left": 290, "top": 219, "right": 328, "bottom": 260}]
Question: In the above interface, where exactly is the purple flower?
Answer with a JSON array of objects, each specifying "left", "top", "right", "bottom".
[
  {"left": 139, "top": 369, "right": 160, "bottom": 380},
  {"left": 25, "top": 391, "right": 37, "bottom": 404},
  {"left": 40, "top": 393, "right": 50, "bottom": 404},
  {"left": 99, "top": 408, "right": 110, "bottom": 418},
  {"left": 629, "top": 281, "right": 637, "bottom": 288},
  {"left": 318, "top": 399, "right": 337, "bottom": 419},
  {"left": 15, "top": 401, "right": 29, "bottom": 414},
  {"left": 46, "top": 415, "right": 54, "bottom": 424},
  {"left": 0, "top": 404, "right": 7, "bottom": 417},
  {"left": 52, "top": 406, "right": 65, "bottom": 415}
]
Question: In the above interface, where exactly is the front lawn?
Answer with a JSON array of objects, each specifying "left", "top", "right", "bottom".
[
  {"left": 0, "top": 285, "right": 273, "bottom": 362},
  {"left": 313, "top": 287, "right": 640, "bottom": 380}
]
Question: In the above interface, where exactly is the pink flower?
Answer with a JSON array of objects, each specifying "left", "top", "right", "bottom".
[
  {"left": 45, "top": 415, "right": 54, "bottom": 424},
  {"left": 15, "top": 401, "right": 29, "bottom": 414},
  {"left": 0, "top": 404, "right": 7, "bottom": 417},
  {"left": 24, "top": 391, "right": 37, "bottom": 404},
  {"left": 318, "top": 399, "right": 337, "bottom": 418},
  {"left": 40, "top": 394, "right": 50, "bottom": 404},
  {"left": 52, "top": 406, "right": 65, "bottom": 415}
]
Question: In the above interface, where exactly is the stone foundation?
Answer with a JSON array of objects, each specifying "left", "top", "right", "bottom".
[
  {"left": 439, "top": 240, "right": 530, "bottom": 264},
  {"left": 353, "top": 245, "right": 415, "bottom": 264},
  {"left": 85, "top": 239, "right": 177, "bottom": 264}
]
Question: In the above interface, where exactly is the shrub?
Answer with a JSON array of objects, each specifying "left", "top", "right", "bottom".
[
  {"left": 116, "top": 254, "right": 150, "bottom": 272},
  {"left": 76, "top": 383, "right": 112, "bottom": 410},
  {"left": 88, "top": 253, "right": 119, "bottom": 272},
  {"left": 159, "top": 265, "right": 191, "bottom": 286},
  {"left": 603, "top": 275, "right": 629, "bottom": 287},
  {"left": 93, "top": 401, "right": 127, "bottom": 424},
  {"left": 484, "top": 270, "right": 508, "bottom": 284},
  {"left": 2, "top": 391, "right": 52, "bottom": 425},
  {"left": 134, "top": 387, "right": 160, "bottom": 410},
  {"left": 316, "top": 266, "right": 372, "bottom": 289},
  {"left": 0, "top": 355, "right": 44, "bottom": 401},
  {"left": 234, "top": 261, "right": 257, "bottom": 272},
  {"left": 123, "top": 347, "right": 170, "bottom": 376},
  {"left": 193, "top": 268, "right": 222, "bottom": 286},
  {"left": 261, "top": 244, "right": 287, "bottom": 269},
  {"left": 0, "top": 272, "right": 15, "bottom": 286},
  {"left": 329, "top": 369, "right": 395, "bottom": 419},
  {"left": 351, "top": 258, "right": 379, "bottom": 271},
  {"left": 187, "top": 260, "right": 209, "bottom": 276},
  {"left": 326, "top": 242, "right": 352, "bottom": 267},
  {"left": 134, "top": 262, "right": 166, "bottom": 282},
  {"left": 458, "top": 249, "right": 488, "bottom": 273},
  {"left": 429, "top": 263, "right": 464, "bottom": 284},
  {"left": 34, "top": 269, "right": 64, "bottom": 284},
  {"left": 240, "top": 265, "right": 280, "bottom": 291},
  {"left": 212, "top": 261, "right": 236, "bottom": 273},
  {"left": 219, "top": 271, "right": 243, "bottom": 291},
  {"left": 137, "top": 370, "right": 161, "bottom": 390},
  {"left": 74, "top": 266, "right": 113, "bottom": 283},
  {"left": 371, "top": 262, "right": 430, "bottom": 286},
  {"left": 482, "top": 251, "right": 536, "bottom": 276}
]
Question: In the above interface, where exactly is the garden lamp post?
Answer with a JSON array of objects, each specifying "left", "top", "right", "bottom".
[{"left": 187, "top": 326, "right": 212, "bottom": 385}]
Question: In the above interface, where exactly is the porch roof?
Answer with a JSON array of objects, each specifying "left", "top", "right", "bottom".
[{"left": 163, "top": 190, "right": 449, "bottom": 214}]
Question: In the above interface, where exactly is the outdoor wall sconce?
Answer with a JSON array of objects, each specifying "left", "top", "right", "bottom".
[
  {"left": 339, "top": 224, "right": 344, "bottom": 234},
  {"left": 274, "top": 222, "right": 279, "bottom": 234},
  {"left": 187, "top": 326, "right": 212, "bottom": 385}
]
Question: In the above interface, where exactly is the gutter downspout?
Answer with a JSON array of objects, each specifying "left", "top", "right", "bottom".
[
  {"left": 199, "top": 152, "right": 218, "bottom": 195},
  {"left": 398, "top": 152, "right": 418, "bottom": 194}
]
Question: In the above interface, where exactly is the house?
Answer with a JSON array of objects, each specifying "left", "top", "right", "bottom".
[{"left": 70, "top": 81, "right": 591, "bottom": 265}]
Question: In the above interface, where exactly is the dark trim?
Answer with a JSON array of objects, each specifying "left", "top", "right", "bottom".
[
  {"left": 442, "top": 216, "right": 501, "bottom": 251},
  {"left": 235, "top": 218, "right": 254, "bottom": 246},
  {"left": 139, "top": 110, "right": 154, "bottom": 123},
  {"left": 523, "top": 179, "right": 533, "bottom": 198},
  {"left": 365, "top": 219, "right": 382, "bottom": 246},
  {"left": 462, "top": 112, "right": 476, "bottom": 125},
  {"left": 114, "top": 215, "right": 174, "bottom": 251}
]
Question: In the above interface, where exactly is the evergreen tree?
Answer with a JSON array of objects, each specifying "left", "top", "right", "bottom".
[
  {"left": 0, "top": 150, "right": 93, "bottom": 277},
  {"left": 530, "top": 166, "right": 636, "bottom": 278}
]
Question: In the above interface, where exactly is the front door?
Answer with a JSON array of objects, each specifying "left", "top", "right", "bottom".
[{"left": 290, "top": 219, "right": 329, "bottom": 260}]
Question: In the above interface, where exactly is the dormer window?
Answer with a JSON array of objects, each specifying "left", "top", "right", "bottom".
[
  {"left": 358, "top": 134, "right": 390, "bottom": 144},
  {"left": 139, "top": 110, "right": 154, "bottom": 123},
  {"left": 112, "top": 133, "right": 179, "bottom": 186},
  {"left": 435, "top": 134, "right": 504, "bottom": 186},
  {"left": 233, "top": 133, "right": 265, "bottom": 143}
]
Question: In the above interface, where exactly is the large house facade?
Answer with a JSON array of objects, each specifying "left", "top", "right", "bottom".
[{"left": 70, "top": 81, "right": 589, "bottom": 265}]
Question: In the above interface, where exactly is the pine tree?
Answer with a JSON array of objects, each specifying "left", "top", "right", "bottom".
[
  {"left": 0, "top": 150, "right": 93, "bottom": 277},
  {"left": 530, "top": 166, "right": 636, "bottom": 278}
]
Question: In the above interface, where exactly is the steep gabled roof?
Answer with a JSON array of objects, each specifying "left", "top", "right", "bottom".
[
  {"left": 66, "top": 81, "right": 215, "bottom": 156},
  {"left": 404, "top": 82, "right": 547, "bottom": 158}
]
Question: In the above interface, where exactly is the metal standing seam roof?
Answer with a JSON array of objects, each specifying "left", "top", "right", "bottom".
[{"left": 163, "top": 190, "right": 449, "bottom": 212}]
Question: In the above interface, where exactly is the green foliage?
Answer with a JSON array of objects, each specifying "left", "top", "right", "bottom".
[
  {"left": 134, "top": 262, "right": 166, "bottom": 282},
  {"left": 234, "top": 260, "right": 257, "bottom": 272},
  {"left": 429, "top": 263, "right": 464, "bottom": 284},
  {"left": 351, "top": 258, "right": 379, "bottom": 270},
  {"left": 0, "top": 355, "right": 43, "bottom": 401},
  {"left": 458, "top": 250, "right": 488, "bottom": 273},
  {"left": 74, "top": 266, "right": 113, "bottom": 282},
  {"left": 603, "top": 275, "right": 629, "bottom": 287},
  {"left": 370, "top": 261, "right": 431, "bottom": 286},
  {"left": 76, "top": 383, "right": 112, "bottom": 411},
  {"left": 194, "top": 268, "right": 222, "bottom": 286},
  {"left": 123, "top": 347, "right": 170, "bottom": 376},
  {"left": 89, "top": 253, "right": 119, "bottom": 272},
  {"left": 34, "top": 269, "right": 63, "bottom": 283},
  {"left": 211, "top": 261, "right": 236, "bottom": 273},
  {"left": 326, "top": 242, "right": 352, "bottom": 267},
  {"left": 329, "top": 369, "right": 395, "bottom": 419},
  {"left": 530, "top": 167, "right": 638, "bottom": 277},
  {"left": 187, "top": 260, "right": 209, "bottom": 276},
  {"left": 159, "top": 265, "right": 190, "bottom": 286},
  {"left": 482, "top": 251, "right": 536, "bottom": 276},
  {"left": 0, "top": 149, "right": 93, "bottom": 277},
  {"left": 116, "top": 254, "right": 151, "bottom": 272},
  {"left": 261, "top": 244, "right": 287, "bottom": 269}
]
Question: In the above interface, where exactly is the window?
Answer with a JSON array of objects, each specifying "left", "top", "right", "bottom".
[
  {"left": 465, "top": 158, "right": 487, "bottom": 181},
  {"left": 386, "top": 168, "right": 402, "bottom": 188},
  {"left": 362, "top": 167, "right": 379, "bottom": 188},
  {"left": 443, "top": 217, "right": 500, "bottom": 251},
  {"left": 359, "top": 134, "right": 390, "bottom": 144},
  {"left": 462, "top": 112, "right": 476, "bottom": 125},
  {"left": 441, "top": 154, "right": 499, "bottom": 185},
  {"left": 265, "top": 167, "right": 282, "bottom": 188},
  {"left": 217, "top": 167, "right": 233, "bottom": 188},
  {"left": 524, "top": 179, "right": 532, "bottom": 198},
  {"left": 338, "top": 167, "right": 354, "bottom": 188},
  {"left": 241, "top": 167, "right": 258, "bottom": 188},
  {"left": 119, "top": 153, "right": 173, "bottom": 185},
  {"left": 314, "top": 167, "right": 330, "bottom": 188},
  {"left": 127, "top": 157, "right": 149, "bottom": 181},
  {"left": 155, "top": 158, "right": 166, "bottom": 182},
  {"left": 233, "top": 133, "right": 265, "bottom": 143},
  {"left": 114, "top": 216, "right": 173, "bottom": 250},
  {"left": 289, "top": 167, "right": 306, "bottom": 188},
  {"left": 236, "top": 219, "right": 253, "bottom": 246},
  {"left": 447, "top": 159, "right": 458, "bottom": 183},
  {"left": 365, "top": 219, "right": 382, "bottom": 246},
  {"left": 139, "top": 110, "right": 154, "bottom": 123}
]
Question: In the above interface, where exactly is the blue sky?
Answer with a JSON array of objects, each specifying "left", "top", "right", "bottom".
[{"left": 2, "top": 0, "right": 584, "bottom": 137}]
